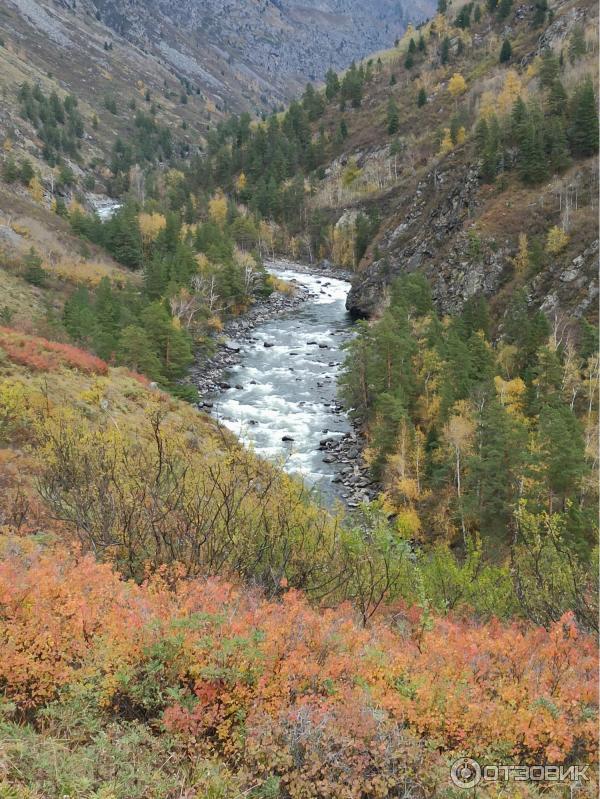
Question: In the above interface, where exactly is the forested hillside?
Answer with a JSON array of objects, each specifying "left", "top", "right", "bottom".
[{"left": 0, "top": 0, "right": 598, "bottom": 796}]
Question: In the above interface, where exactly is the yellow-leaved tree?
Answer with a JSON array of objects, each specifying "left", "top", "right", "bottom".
[
  {"left": 448, "top": 73, "right": 467, "bottom": 104},
  {"left": 28, "top": 176, "right": 44, "bottom": 203},
  {"left": 209, "top": 192, "right": 228, "bottom": 226},
  {"left": 546, "top": 226, "right": 569, "bottom": 255},
  {"left": 235, "top": 172, "right": 247, "bottom": 193},
  {"left": 439, "top": 128, "right": 454, "bottom": 155},
  {"left": 139, "top": 212, "right": 166, "bottom": 259},
  {"left": 497, "top": 70, "right": 523, "bottom": 117}
]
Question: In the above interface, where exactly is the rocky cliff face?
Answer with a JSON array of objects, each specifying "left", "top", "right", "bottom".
[
  {"left": 346, "top": 154, "right": 599, "bottom": 323},
  {"left": 88, "top": 0, "right": 434, "bottom": 108}
]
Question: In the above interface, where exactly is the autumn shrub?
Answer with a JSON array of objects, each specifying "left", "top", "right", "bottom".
[
  {"left": 0, "top": 328, "right": 108, "bottom": 375},
  {"left": 0, "top": 542, "right": 596, "bottom": 798}
]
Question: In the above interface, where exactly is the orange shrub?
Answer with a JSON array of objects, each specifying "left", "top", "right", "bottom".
[
  {"left": 0, "top": 543, "right": 596, "bottom": 798},
  {"left": 0, "top": 327, "right": 108, "bottom": 375}
]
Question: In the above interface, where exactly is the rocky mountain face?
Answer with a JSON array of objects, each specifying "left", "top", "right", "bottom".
[
  {"left": 2, "top": 0, "right": 433, "bottom": 115},
  {"left": 88, "top": 0, "right": 434, "bottom": 109},
  {"left": 298, "top": 0, "right": 599, "bottom": 326}
]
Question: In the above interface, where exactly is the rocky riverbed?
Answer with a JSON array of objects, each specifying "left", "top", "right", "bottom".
[{"left": 188, "top": 260, "right": 379, "bottom": 509}]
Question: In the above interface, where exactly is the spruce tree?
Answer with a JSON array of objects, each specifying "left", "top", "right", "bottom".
[
  {"left": 117, "top": 325, "right": 164, "bottom": 381},
  {"left": 417, "top": 88, "right": 428, "bottom": 107},
  {"left": 538, "top": 404, "right": 586, "bottom": 504},
  {"left": 499, "top": 39, "right": 512, "bottom": 63},
  {"left": 568, "top": 79, "right": 599, "bottom": 158},
  {"left": 440, "top": 37, "right": 450, "bottom": 65},
  {"left": 538, "top": 49, "right": 559, "bottom": 89},
  {"left": 23, "top": 247, "right": 46, "bottom": 287},
  {"left": 547, "top": 80, "right": 567, "bottom": 116},
  {"left": 517, "top": 116, "right": 548, "bottom": 185},
  {"left": 63, "top": 287, "right": 97, "bottom": 344},
  {"left": 466, "top": 396, "right": 527, "bottom": 539},
  {"left": 387, "top": 97, "right": 400, "bottom": 135},
  {"left": 93, "top": 277, "right": 121, "bottom": 360},
  {"left": 568, "top": 25, "right": 586, "bottom": 64},
  {"left": 325, "top": 69, "right": 340, "bottom": 100},
  {"left": 545, "top": 117, "right": 571, "bottom": 173}
]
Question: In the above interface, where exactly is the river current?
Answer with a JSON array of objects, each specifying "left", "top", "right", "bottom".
[{"left": 209, "top": 264, "right": 355, "bottom": 506}]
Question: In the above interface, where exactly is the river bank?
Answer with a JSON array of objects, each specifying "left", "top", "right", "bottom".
[{"left": 188, "top": 260, "right": 379, "bottom": 509}]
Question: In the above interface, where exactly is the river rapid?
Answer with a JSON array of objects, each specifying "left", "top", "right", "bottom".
[{"left": 206, "top": 263, "right": 360, "bottom": 507}]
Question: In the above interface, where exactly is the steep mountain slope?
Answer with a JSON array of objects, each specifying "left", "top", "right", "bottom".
[
  {"left": 306, "top": 0, "right": 599, "bottom": 323},
  {"left": 91, "top": 0, "right": 434, "bottom": 105},
  {"left": 176, "top": 0, "right": 598, "bottom": 327},
  {"left": 2, "top": 0, "right": 434, "bottom": 115}
]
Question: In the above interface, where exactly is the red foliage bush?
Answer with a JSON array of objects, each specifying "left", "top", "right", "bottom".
[
  {"left": 0, "top": 327, "right": 108, "bottom": 375},
  {"left": 0, "top": 544, "right": 596, "bottom": 798}
]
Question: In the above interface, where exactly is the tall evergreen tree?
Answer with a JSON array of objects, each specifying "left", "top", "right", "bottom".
[
  {"left": 387, "top": 97, "right": 400, "bottom": 135},
  {"left": 568, "top": 79, "right": 599, "bottom": 158},
  {"left": 499, "top": 39, "right": 512, "bottom": 63}
]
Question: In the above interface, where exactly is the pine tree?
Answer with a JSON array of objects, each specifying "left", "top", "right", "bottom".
[
  {"left": 521, "top": 119, "right": 548, "bottom": 185},
  {"left": 387, "top": 97, "right": 400, "bottom": 135},
  {"left": 63, "top": 287, "right": 97, "bottom": 344},
  {"left": 545, "top": 117, "right": 571, "bottom": 173},
  {"left": 117, "top": 325, "right": 164, "bottom": 381},
  {"left": 568, "top": 79, "right": 599, "bottom": 158},
  {"left": 141, "top": 302, "right": 193, "bottom": 380},
  {"left": 474, "top": 117, "right": 489, "bottom": 153},
  {"left": 466, "top": 396, "right": 527, "bottom": 539},
  {"left": 417, "top": 88, "right": 428, "bottom": 107},
  {"left": 547, "top": 80, "right": 567, "bottom": 116},
  {"left": 538, "top": 49, "right": 560, "bottom": 90},
  {"left": 538, "top": 404, "right": 586, "bottom": 505},
  {"left": 93, "top": 277, "right": 121, "bottom": 360},
  {"left": 325, "top": 69, "right": 340, "bottom": 100},
  {"left": 568, "top": 25, "right": 586, "bottom": 64},
  {"left": 440, "top": 37, "right": 450, "bottom": 65},
  {"left": 23, "top": 247, "right": 46, "bottom": 286},
  {"left": 499, "top": 39, "right": 512, "bottom": 63}
]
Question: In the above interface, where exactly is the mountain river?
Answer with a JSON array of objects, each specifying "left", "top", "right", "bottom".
[{"left": 207, "top": 264, "right": 356, "bottom": 507}]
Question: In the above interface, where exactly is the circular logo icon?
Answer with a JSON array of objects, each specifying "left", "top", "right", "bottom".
[{"left": 450, "top": 757, "right": 482, "bottom": 789}]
